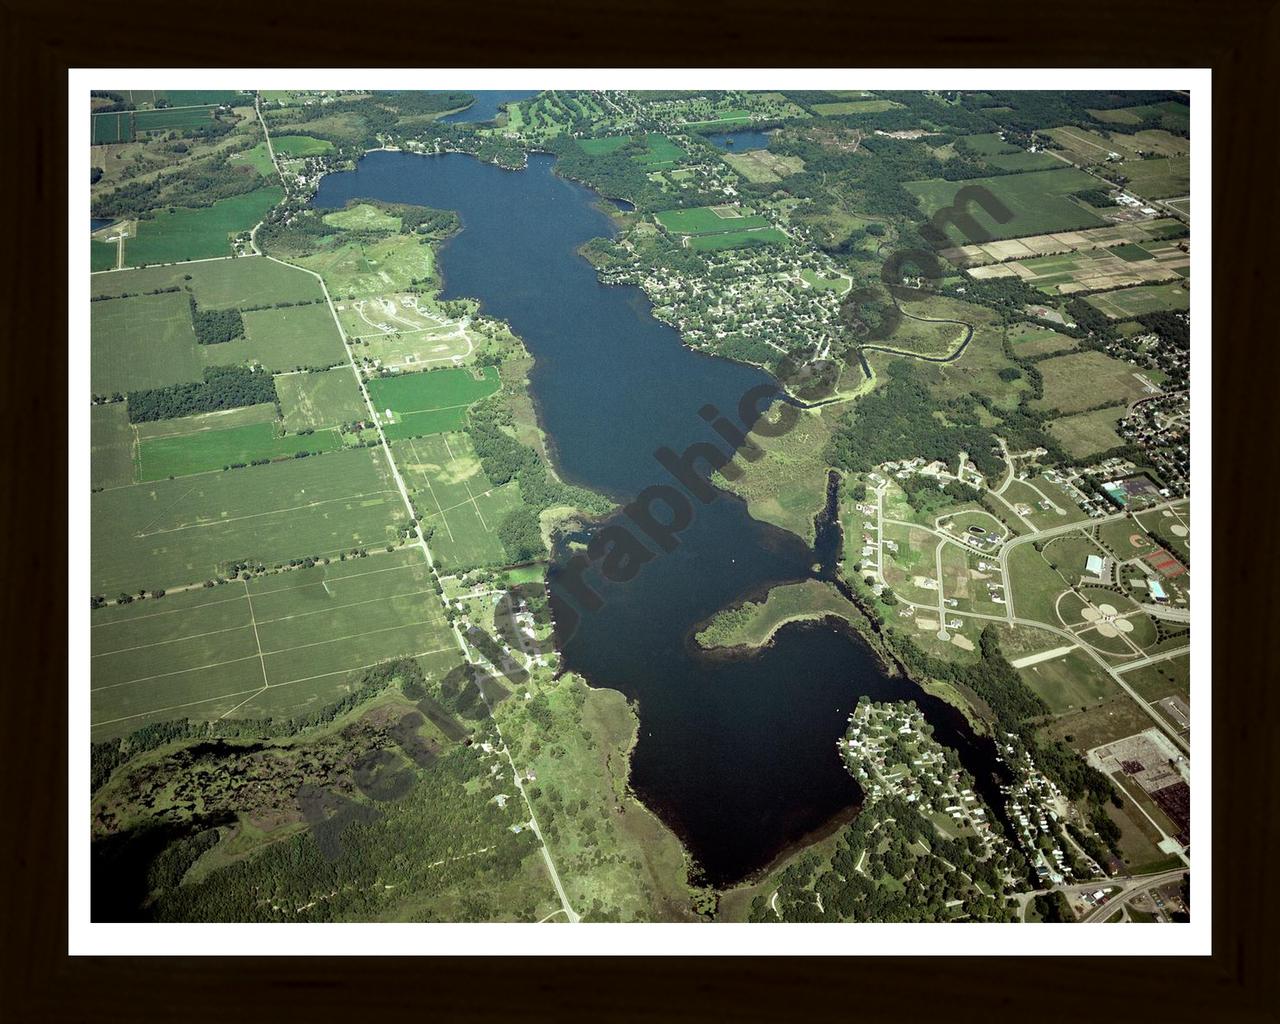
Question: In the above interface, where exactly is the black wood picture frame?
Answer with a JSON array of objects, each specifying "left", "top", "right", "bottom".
[{"left": 3, "top": 1, "right": 1275, "bottom": 1018}]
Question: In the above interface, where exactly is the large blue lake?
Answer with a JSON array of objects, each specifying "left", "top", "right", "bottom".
[{"left": 313, "top": 151, "right": 1001, "bottom": 884}]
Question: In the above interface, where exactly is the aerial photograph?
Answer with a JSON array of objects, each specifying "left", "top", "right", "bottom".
[{"left": 85, "top": 84, "right": 1195, "bottom": 928}]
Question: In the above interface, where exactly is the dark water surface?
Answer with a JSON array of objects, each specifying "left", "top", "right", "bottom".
[
  {"left": 706, "top": 129, "right": 773, "bottom": 151},
  {"left": 439, "top": 90, "right": 537, "bottom": 124},
  {"left": 313, "top": 151, "right": 1003, "bottom": 884}
]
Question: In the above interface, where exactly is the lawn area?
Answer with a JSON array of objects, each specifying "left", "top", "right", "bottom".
[
  {"left": 800, "top": 269, "right": 851, "bottom": 294},
  {"left": 136, "top": 421, "right": 342, "bottom": 480},
  {"left": 904, "top": 168, "right": 1105, "bottom": 244},
  {"left": 394, "top": 432, "right": 523, "bottom": 571},
  {"left": 123, "top": 187, "right": 283, "bottom": 266},
  {"left": 655, "top": 206, "right": 771, "bottom": 236},
  {"left": 90, "top": 256, "right": 324, "bottom": 309},
  {"left": 1097, "top": 516, "right": 1159, "bottom": 560},
  {"left": 1032, "top": 350, "right": 1158, "bottom": 415},
  {"left": 696, "top": 580, "right": 854, "bottom": 649},
  {"left": 1015, "top": 648, "right": 1119, "bottom": 713},
  {"left": 90, "top": 446, "right": 407, "bottom": 595},
  {"left": 1039, "top": 694, "right": 1153, "bottom": 752},
  {"left": 1083, "top": 282, "right": 1190, "bottom": 318},
  {"left": 1048, "top": 405, "right": 1128, "bottom": 459},
  {"left": 1122, "top": 653, "right": 1190, "bottom": 703},
  {"left": 91, "top": 291, "right": 203, "bottom": 394},
  {"left": 276, "top": 368, "right": 368, "bottom": 430},
  {"left": 1007, "top": 543, "right": 1068, "bottom": 625},
  {"left": 90, "top": 547, "right": 455, "bottom": 738},
  {"left": 91, "top": 403, "right": 136, "bottom": 489},
  {"left": 368, "top": 367, "right": 500, "bottom": 440}
]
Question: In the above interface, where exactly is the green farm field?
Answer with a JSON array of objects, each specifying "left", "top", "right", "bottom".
[
  {"left": 1006, "top": 322, "right": 1078, "bottom": 357},
  {"left": 638, "top": 134, "right": 687, "bottom": 166},
  {"left": 137, "top": 421, "right": 342, "bottom": 481},
  {"left": 91, "top": 239, "right": 118, "bottom": 271},
  {"left": 91, "top": 403, "right": 137, "bottom": 489},
  {"left": 810, "top": 99, "right": 899, "bottom": 115},
  {"left": 394, "top": 433, "right": 524, "bottom": 571},
  {"left": 277, "top": 369, "right": 368, "bottom": 430},
  {"left": 323, "top": 202, "right": 401, "bottom": 232},
  {"left": 147, "top": 90, "right": 247, "bottom": 107},
  {"left": 1117, "top": 157, "right": 1190, "bottom": 200},
  {"left": 132, "top": 106, "right": 220, "bottom": 135},
  {"left": 229, "top": 143, "right": 277, "bottom": 177},
  {"left": 1084, "top": 283, "right": 1190, "bottom": 318},
  {"left": 272, "top": 134, "right": 333, "bottom": 158},
  {"left": 368, "top": 367, "right": 500, "bottom": 440},
  {"left": 1032, "top": 350, "right": 1160, "bottom": 414},
  {"left": 577, "top": 136, "right": 631, "bottom": 156},
  {"left": 90, "top": 446, "right": 406, "bottom": 595},
  {"left": 681, "top": 109, "right": 751, "bottom": 125},
  {"left": 959, "top": 133, "right": 1019, "bottom": 156},
  {"left": 91, "top": 291, "right": 203, "bottom": 394},
  {"left": 983, "top": 151, "right": 1062, "bottom": 172},
  {"left": 905, "top": 168, "right": 1105, "bottom": 244},
  {"left": 90, "top": 547, "right": 458, "bottom": 739},
  {"left": 121, "top": 187, "right": 283, "bottom": 266},
  {"left": 91, "top": 256, "right": 323, "bottom": 308},
  {"left": 228, "top": 303, "right": 347, "bottom": 370},
  {"left": 92, "top": 111, "right": 131, "bottom": 145},
  {"left": 655, "top": 206, "right": 770, "bottom": 236}
]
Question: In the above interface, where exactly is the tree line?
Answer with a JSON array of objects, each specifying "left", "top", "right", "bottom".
[{"left": 125, "top": 365, "right": 277, "bottom": 423}]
